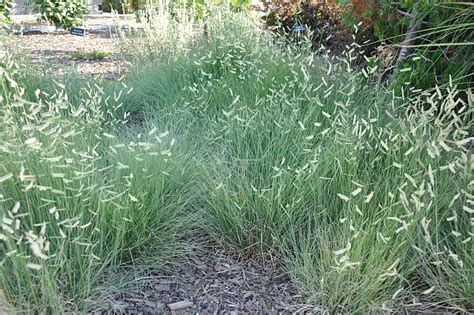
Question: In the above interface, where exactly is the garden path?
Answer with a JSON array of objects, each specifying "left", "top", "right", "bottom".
[
  {"left": 6, "top": 14, "right": 140, "bottom": 78},
  {"left": 97, "top": 243, "right": 315, "bottom": 314}
]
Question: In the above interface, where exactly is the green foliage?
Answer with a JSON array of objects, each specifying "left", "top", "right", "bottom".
[
  {"left": 70, "top": 51, "right": 84, "bottom": 59},
  {"left": 1, "top": 2, "right": 473, "bottom": 313},
  {"left": 35, "top": 0, "right": 87, "bottom": 29},
  {"left": 0, "top": 0, "right": 12, "bottom": 30},
  {"left": 143, "top": 0, "right": 251, "bottom": 20},
  {"left": 89, "top": 50, "right": 110, "bottom": 60},
  {"left": 229, "top": 0, "right": 251, "bottom": 11},
  {"left": 119, "top": 6, "right": 473, "bottom": 312},
  {"left": 262, "top": 0, "right": 351, "bottom": 54},
  {"left": 71, "top": 50, "right": 111, "bottom": 60},
  {"left": 1, "top": 66, "right": 198, "bottom": 313},
  {"left": 102, "top": 0, "right": 144, "bottom": 13},
  {"left": 393, "top": 3, "right": 474, "bottom": 90},
  {"left": 339, "top": 1, "right": 473, "bottom": 90}
]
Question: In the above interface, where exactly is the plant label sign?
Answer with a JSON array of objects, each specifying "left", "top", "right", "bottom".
[
  {"left": 292, "top": 25, "right": 305, "bottom": 32},
  {"left": 70, "top": 27, "right": 86, "bottom": 37}
]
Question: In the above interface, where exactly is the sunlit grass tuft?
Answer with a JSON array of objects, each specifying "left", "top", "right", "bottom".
[
  {"left": 0, "top": 70, "right": 199, "bottom": 312},
  {"left": 118, "top": 4, "right": 473, "bottom": 311},
  {"left": 1, "top": 1, "right": 472, "bottom": 313}
]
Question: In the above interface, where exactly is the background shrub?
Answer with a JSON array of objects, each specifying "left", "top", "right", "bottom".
[
  {"left": 0, "top": 0, "right": 12, "bottom": 29},
  {"left": 339, "top": 0, "right": 473, "bottom": 89},
  {"left": 35, "top": 0, "right": 88, "bottom": 29},
  {"left": 261, "top": 0, "right": 352, "bottom": 54},
  {"left": 261, "top": 0, "right": 472, "bottom": 90},
  {"left": 102, "top": 0, "right": 144, "bottom": 13}
]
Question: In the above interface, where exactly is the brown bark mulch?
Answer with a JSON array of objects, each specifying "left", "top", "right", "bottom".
[
  {"left": 6, "top": 16, "right": 139, "bottom": 79},
  {"left": 94, "top": 244, "right": 316, "bottom": 314},
  {"left": 7, "top": 30, "right": 127, "bottom": 79}
]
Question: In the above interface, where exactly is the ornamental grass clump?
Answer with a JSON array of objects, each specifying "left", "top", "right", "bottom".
[
  {"left": 1, "top": 1, "right": 473, "bottom": 313},
  {"left": 0, "top": 42, "right": 197, "bottom": 313},
  {"left": 120, "top": 5, "right": 472, "bottom": 311}
]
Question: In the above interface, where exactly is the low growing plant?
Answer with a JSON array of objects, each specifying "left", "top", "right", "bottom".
[{"left": 71, "top": 50, "right": 111, "bottom": 60}]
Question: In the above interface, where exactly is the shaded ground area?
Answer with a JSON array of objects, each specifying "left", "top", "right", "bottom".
[
  {"left": 6, "top": 14, "right": 140, "bottom": 78},
  {"left": 97, "top": 244, "right": 314, "bottom": 314}
]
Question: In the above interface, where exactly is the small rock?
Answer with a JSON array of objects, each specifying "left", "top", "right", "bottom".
[
  {"left": 154, "top": 283, "right": 171, "bottom": 292},
  {"left": 243, "top": 291, "right": 254, "bottom": 300},
  {"left": 167, "top": 300, "right": 194, "bottom": 310}
]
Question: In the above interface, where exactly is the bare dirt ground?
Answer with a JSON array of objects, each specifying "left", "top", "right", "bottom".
[{"left": 6, "top": 14, "right": 140, "bottom": 78}]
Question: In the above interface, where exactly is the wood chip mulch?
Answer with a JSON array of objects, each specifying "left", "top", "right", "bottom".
[
  {"left": 95, "top": 245, "right": 316, "bottom": 314},
  {"left": 6, "top": 16, "right": 140, "bottom": 79},
  {"left": 6, "top": 29, "right": 129, "bottom": 79}
]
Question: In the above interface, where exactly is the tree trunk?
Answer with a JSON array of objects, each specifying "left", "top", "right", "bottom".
[{"left": 388, "top": 1, "right": 423, "bottom": 83}]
